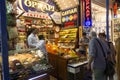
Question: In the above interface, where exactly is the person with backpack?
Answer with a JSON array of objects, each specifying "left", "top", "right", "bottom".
[
  {"left": 98, "top": 33, "right": 116, "bottom": 80},
  {"left": 87, "top": 31, "right": 109, "bottom": 80}
]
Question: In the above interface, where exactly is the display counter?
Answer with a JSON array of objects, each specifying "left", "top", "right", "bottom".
[
  {"left": 48, "top": 53, "right": 88, "bottom": 80},
  {"left": 8, "top": 49, "right": 52, "bottom": 80},
  {"left": 67, "top": 61, "right": 88, "bottom": 80}
]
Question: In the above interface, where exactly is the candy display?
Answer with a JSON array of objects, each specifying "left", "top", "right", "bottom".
[{"left": 9, "top": 49, "right": 52, "bottom": 80}]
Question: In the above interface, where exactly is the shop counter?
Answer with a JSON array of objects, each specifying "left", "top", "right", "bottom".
[
  {"left": 48, "top": 53, "right": 88, "bottom": 80},
  {"left": 67, "top": 61, "right": 88, "bottom": 80},
  {"left": 48, "top": 53, "right": 69, "bottom": 80},
  {"left": 67, "top": 61, "right": 88, "bottom": 73}
]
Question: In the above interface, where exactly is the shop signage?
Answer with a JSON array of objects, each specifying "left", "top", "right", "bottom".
[
  {"left": 18, "top": 0, "right": 55, "bottom": 12},
  {"left": 84, "top": 0, "right": 92, "bottom": 27},
  {"left": 64, "top": 22, "right": 75, "bottom": 28},
  {"left": 62, "top": 8, "right": 77, "bottom": 17},
  {"left": 61, "top": 7, "right": 78, "bottom": 28},
  {"left": 50, "top": 12, "right": 61, "bottom": 24},
  {"left": 23, "top": 12, "right": 50, "bottom": 19},
  {"left": 113, "top": 3, "right": 117, "bottom": 17},
  {"left": 62, "top": 14, "right": 78, "bottom": 22}
]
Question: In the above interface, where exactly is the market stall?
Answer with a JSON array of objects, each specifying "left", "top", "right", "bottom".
[
  {"left": 5, "top": 0, "right": 58, "bottom": 80},
  {"left": 1, "top": 0, "right": 88, "bottom": 80},
  {"left": 46, "top": 6, "right": 88, "bottom": 80}
]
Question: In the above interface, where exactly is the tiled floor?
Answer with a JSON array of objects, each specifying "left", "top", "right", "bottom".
[{"left": 50, "top": 74, "right": 118, "bottom": 80}]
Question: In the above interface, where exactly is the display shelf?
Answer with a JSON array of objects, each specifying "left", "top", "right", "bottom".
[
  {"left": 113, "top": 18, "right": 120, "bottom": 42},
  {"left": 58, "top": 28, "right": 78, "bottom": 49}
]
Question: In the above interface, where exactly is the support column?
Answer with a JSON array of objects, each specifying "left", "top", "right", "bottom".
[
  {"left": 0, "top": 0, "right": 10, "bottom": 80},
  {"left": 106, "top": 0, "right": 109, "bottom": 41}
]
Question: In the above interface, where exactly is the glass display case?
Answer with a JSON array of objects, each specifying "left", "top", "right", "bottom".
[{"left": 8, "top": 49, "right": 52, "bottom": 80}]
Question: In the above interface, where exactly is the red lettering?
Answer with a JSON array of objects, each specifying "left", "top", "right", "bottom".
[
  {"left": 43, "top": 16, "right": 45, "bottom": 18},
  {"left": 40, "top": 15, "right": 41, "bottom": 18},
  {"left": 86, "top": 9, "right": 90, "bottom": 17},
  {"left": 34, "top": 14, "right": 36, "bottom": 17},
  {"left": 27, "top": 13, "right": 29, "bottom": 16},
  {"left": 41, "top": 16, "right": 43, "bottom": 18},
  {"left": 86, "top": 5, "right": 90, "bottom": 10},
  {"left": 85, "top": 0, "right": 91, "bottom": 20},
  {"left": 65, "top": 22, "right": 74, "bottom": 27},
  {"left": 46, "top": 16, "right": 48, "bottom": 18},
  {"left": 30, "top": 14, "right": 32, "bottom": 17},
  {"left": 36, "top": 14, "right": 38, "bottom": 18},
  {"left": 86, "top": 0, "right": 90, "bottom": 5}
]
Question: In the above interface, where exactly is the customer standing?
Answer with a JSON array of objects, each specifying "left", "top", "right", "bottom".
[
  {"left": 79, "top": 32, "right": 89, "bottom": 54},
  {"left": 98, "top": 33, "right": 116, "bottom": 80},
  {"left": 87, "top": 31, "right": 109, "bottom": 80},
  {"left": 115, "top": 37, "right": 120, "bottom": 80},
  {"left": 27, "top": 28, "right": 39, "bottom": 48}
]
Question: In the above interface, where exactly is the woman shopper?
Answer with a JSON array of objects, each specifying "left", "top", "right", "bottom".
[
  {"left": 115, "top": 37, "right": 120, "bottom": 80},
  {"left": 98, "top": 33, "right": 116, "bottom": 80}
]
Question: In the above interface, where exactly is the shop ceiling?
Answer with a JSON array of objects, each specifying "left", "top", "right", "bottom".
[
  {"left": 53, "top": 0, "right": 79, "bottom": 10},
  {"left": 92, "top": 0, "right": 113, "bottom": 8},
  {"left": 92, "top": 3, "right": 106, "bottom": 13},
  {"left": 53, "top": 0, "right": 113, "bottom": 11}
]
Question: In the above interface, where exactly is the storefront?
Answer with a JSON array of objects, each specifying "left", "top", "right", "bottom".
[
  {"left": 0, "top": 0, "right": 89, "bottom": 80},
  {"left": 92, "top": 3, "right": 106, "bottom": 33},
  {"left": 1, "top": 0, "right": 116, "bottom": 79},
  {"left": 112, "top": 3, "right": 120, "bottom": 43},
  {"left": 81, "top": 0, "right": 113, "bottom": 41}
]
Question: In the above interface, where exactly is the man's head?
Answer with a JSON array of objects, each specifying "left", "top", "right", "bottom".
[
  {"left": 32, "top": 28, "right": 39, "bottom": 34},
  {"left": 82, "top": 32, "right": 87, "bottom": 37},
  {"left": 38, "top": 35, "right": 44, "bottom": 40},
  {"left": 98, "top": 33, "right": 106, "bottom": 40},
  {"left": 89, "top": 31, "right": 97, "bottom": 39},
  {"left": 98, "top": 33, "right": 106, "bottom": 38}
]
